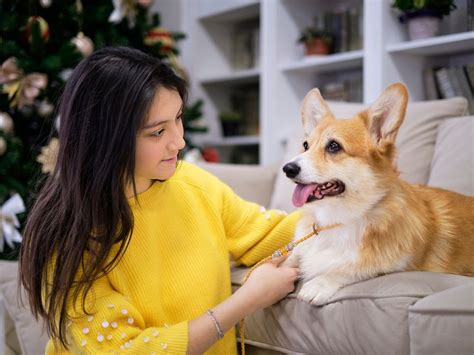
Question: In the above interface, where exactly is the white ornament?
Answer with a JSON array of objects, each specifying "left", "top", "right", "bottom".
[
  {"left": 182, "top": 148, "right": 204, "bottom": 164},
  {"left": 37, "top": 100, "right": 54, "bottom": 117},
  {"left": 40, "top": 0, "right": 52, "bottom": 7},
  {"left": 0, "top": 194, "right": 25, "bottom": 252},
  {"left": 71, "top": 32, "right": 94, "bottom": 57},
  {"left": 109, "top": 0, "right": 136, "bottom": 28},
  {"left": 0, "top": 112, "right": 14, "bottom": 134},
  {"left": 59, "top": 69, "right": 74, "bottom": 81}
]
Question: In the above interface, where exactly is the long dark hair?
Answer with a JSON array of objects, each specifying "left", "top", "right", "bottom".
[{"left": 19, "top": 47, "right": 187, "bottom": 347}]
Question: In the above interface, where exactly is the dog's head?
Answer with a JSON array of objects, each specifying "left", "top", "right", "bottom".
[{"left": 283, "top": 83, "right": 408, "bottom": 224}]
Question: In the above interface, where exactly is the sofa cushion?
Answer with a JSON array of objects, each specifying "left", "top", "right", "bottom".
[
  {"left": 408, "top": 284, "right": 474, "bottom": 355},
  {"left": 270, "top": 98, "right": 469, "bottom": 212},
  {"left": 197, "top": 161, "right": 278, "bottom": 207},
  {"left": 428, "top": 116, "right": 474, "bottom": 196},
  {"left": 234, "top": 270, "right": 474, "bottom": 354},
  {"left": 0, "top": 261, "right": 48, "bottom": 355}
]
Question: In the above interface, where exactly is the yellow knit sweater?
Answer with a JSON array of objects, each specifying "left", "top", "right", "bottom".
[{"left": 45, "top": 162, "right": 299, "bottom": 354}]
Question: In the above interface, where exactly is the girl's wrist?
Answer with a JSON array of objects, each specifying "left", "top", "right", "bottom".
[{"left": 233, "top": 284, "right": 261, "bottom": 315}]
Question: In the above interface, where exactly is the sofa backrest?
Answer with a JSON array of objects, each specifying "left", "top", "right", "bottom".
[{"left": 270, "top": 97, "right": 472, "bottom": 213}]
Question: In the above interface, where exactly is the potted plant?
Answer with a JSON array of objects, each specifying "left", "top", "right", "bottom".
[
  {"left": 393, "top": 0, "right": 457, "bottom": 40},
  {"left": 219, "top": 111, "right": 242, "bottom": 137},
  {"left": 298, "top": 28, "right": 333, "bottom": 56}
]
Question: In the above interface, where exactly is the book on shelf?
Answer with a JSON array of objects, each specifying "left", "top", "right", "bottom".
[
  {"left": 468, "top": 0, "right": 474, "bottom": 31},
  {"left": 320, "top": 76, "right": 363, "bottom": 103},
  {"left": 430, "top": 65, "right": 474, "bottom": 114},
  {"left": 233, "top": 20, "right": 259, "bottom": 70},
  {"left": 230, "top": 84, "right": 259, "bottom": 135},
  {"left": 349, "top": 7, "right": 362, "bottom": 51},
  {"left": 423, "top": 68, "right": 440, "bottom": 100},
  {"left": 465, "top": 64, "right": 474, "bottom": 90},
  {"left": 316, "top": 7, "right": 362, "bottom": 54},
  {"left": 434, "top": 67, "right": 457, "bottom": 98}
]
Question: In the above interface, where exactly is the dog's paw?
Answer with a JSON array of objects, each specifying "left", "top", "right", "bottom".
[
  {"left": 296, "top": 278, "right": 341, "bottom": 306},
  {"left": 281, "top": 251, "right": 299, "bottom": 268}
]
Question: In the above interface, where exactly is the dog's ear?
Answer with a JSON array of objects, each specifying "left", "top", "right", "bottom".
[
  {"left": 301, "top": 88, "right": 332, "bottom": 136},
  {"left": 367, "top": 83, "right": 408, "bottom": 144}
]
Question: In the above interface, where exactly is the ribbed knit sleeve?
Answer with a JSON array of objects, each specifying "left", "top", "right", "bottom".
[
  {"left": 46, "top": 272, "right": 188, "bottom": 354},
  {"left": 220, "top": 181, "right": 301, "bottom": 266}
]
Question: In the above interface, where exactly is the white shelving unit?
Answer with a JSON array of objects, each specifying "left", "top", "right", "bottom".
[
  {"left": 281, "top": 50, "right": 364, "bottom": 73},
  {"left": 182, "top": 0, "right": 473, "bottom": 165}
]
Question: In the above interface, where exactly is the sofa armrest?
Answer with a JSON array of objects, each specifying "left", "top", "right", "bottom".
[
  {"left": 197, "top": 162, "right": 279, "bottom": 207},
  {"left": 408, "top": 283, "right": 474, "bottom": 355},
  {"left": 0, "top": 261, "right": 48, "bottom": 355}
]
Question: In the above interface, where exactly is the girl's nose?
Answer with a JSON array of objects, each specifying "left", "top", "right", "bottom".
[{"left": 168, "top": 130, "right": 186, "bottom": 151}]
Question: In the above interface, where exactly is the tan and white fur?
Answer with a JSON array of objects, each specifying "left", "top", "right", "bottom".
[{"left": 282, "top": 83, "right": 474, "bottom": 306}]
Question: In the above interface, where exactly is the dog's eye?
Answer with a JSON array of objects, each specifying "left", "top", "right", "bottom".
[
  {"left": 326, "top": 140, "right": 342, "bottom": 153},
  {"left": 303, "top": 141, "right": 309, "bottom": 151}
]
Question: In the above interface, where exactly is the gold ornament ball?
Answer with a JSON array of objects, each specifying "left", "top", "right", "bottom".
[
  {"left": 0, "top": 137, "right": 6, "bottom": 156},
  {"left": 25, "top": 16, "right": 50, "bottom": 43},
  {"left": 71, "top": 32, "right": 94, "bottom": 57},
  {"left": 0, "top": 112, "right": 14, "bottom": 134}
]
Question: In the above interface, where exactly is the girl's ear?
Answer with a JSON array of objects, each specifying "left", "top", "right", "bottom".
[{"left": 301, "top": 88, "right": 333, "bottom": 136}]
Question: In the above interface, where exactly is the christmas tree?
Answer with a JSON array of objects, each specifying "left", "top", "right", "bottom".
[{"left": 0, "top": 0, "right": 206, "bottom": 260}]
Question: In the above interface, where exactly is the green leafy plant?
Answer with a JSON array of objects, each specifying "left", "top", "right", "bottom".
[
  {"left": 297, "top": 28, "right": 333, "bottom": 44},
  {"left": 392, "top": 0, "right": 457, "bottom": 16},
  {"left": 219, "top": 111, "right": 242, "bottom": 122}
]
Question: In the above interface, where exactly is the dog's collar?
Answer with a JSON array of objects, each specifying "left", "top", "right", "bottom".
[
  {"left": 271, "top": 222, "right": 342, "bottom": 259},
  {"left": 244, "top": 222, "right": 342, "bottom": 281}
]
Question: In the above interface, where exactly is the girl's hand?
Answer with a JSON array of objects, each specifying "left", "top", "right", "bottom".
[{"left": 240, "top": 253, "right": 299, "bottom": 310}]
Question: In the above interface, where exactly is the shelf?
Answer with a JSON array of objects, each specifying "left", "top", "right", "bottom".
[
  {"left": 280, "top": 50, "right": 364, "bottom": 74},
  {"left": 203, "top": 135, "right": 260, "bottom": 146},
  {"left": 199, "top": 68, "right": 260, "bottom": 86},
  {"left": 386, "top": 32, "right": 474, "bottom": 56},
  {"left": 198, "top": 1, "right": 259, "bottom": 23}
]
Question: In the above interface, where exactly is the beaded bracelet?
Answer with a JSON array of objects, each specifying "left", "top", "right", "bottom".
[{"left": 206, "top": 309, "right": 224, "bottom": 340}]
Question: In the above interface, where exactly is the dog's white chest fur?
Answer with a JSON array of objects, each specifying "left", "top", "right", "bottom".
[
  {"left": 294, "top": 219, "right": 365, "bottom": 280},
  {"left": 284, "top": 216, "right": 367, "bottom": 305}
]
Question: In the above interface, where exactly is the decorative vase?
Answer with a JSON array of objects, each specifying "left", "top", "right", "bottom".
[
  {"left": 221, "top": 121, "right": 240, "bottom": 136},
  {"left": 304, "top": 38, "right": 331, "bottom": 55},
  {"left": 402, "top": 10, "right": 442, "bottom": 40}
]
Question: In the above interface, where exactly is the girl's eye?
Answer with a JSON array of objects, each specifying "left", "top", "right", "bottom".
[
  {"left": 177, "top": 114, "right": 183, "bottom": 121},
  {"left": 152, "top": 129, "right": 165, "bottom": 137},
  {"left": 303, "top": 141, "right": 309, "bottom": 151}
]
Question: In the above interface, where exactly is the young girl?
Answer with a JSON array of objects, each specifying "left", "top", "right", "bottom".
[{"left": 19, "top": 47, "right": 300, "bottom": 354}]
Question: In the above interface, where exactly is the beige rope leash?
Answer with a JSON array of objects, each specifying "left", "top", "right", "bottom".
[{"left": 239, "top": 222, "right": 340, "bottom": 355}]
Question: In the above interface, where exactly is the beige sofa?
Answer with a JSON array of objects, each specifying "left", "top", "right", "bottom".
[
  {"left": 1, "top": 98, "right": 473, "bottom": 354},
  {"left": 201, "top": 97, "right": 474, "bottom": 355}
]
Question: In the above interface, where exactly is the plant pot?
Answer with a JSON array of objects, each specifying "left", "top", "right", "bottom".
[
  {"left": 401, "top": 10, "right": 442, "bottom": 40},
  {"left": 220, "top": 121, "right": 240, "bottom": 136},
  {"left": 304, "top": 38, "right": 331, "bottom": 55}
]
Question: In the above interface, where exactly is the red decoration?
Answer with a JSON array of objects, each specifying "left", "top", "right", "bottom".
[
  {"left": 144, "top": 27, "right": 174, "bottom": 54},
  {"left": 24, "top": 16, "right": 50, "bottom": 44},
  {"left": 202, "top": 148, "right": 220, "bottom": 163}
]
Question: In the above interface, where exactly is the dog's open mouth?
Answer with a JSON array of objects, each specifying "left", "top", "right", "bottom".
[{"left": 292, "top": 180, "right": 345, "bottom": 207}]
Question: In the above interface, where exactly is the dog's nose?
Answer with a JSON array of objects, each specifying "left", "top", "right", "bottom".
[{"left": 283, "top": 162, "right": 300, "bottom": 178}]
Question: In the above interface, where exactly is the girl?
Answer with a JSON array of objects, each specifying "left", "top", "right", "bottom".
[{"left": 19, "top": 47, "right": 300, "bottom": 354}]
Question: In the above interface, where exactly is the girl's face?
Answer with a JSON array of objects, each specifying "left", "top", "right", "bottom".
[{"left": 130, "top": 86, "right": 185, "bottom": 196}]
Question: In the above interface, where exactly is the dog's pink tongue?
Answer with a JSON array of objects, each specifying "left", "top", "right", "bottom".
[{"left": 292, "top": 183, "right": 317, "bottom": 207}]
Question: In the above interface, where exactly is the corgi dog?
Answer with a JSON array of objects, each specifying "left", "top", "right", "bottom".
[{"left": 282, "top": 83, "right": 474, "bottom": 306}]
